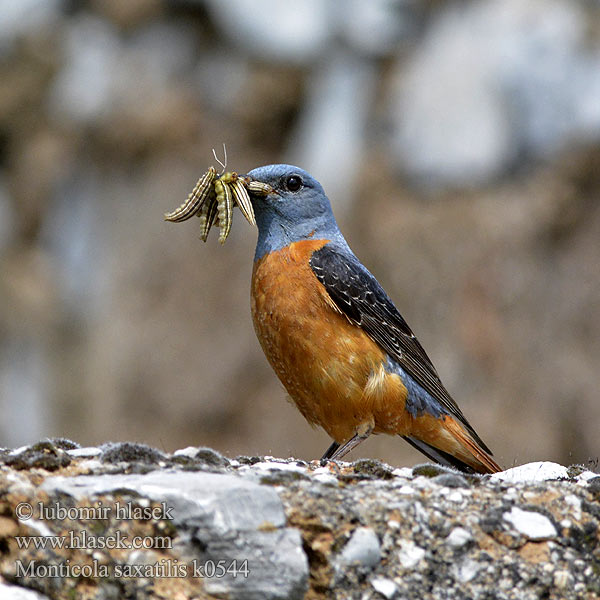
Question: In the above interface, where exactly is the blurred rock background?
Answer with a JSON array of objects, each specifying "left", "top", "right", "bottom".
[{"left": 0, "top": 0, "right": 598, "bottom": 469}]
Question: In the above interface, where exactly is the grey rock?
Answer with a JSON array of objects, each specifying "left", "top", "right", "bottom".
[
  {"left": 390, "top": 0, "right": 600, "bottom": 187},
  {"left": 99, "top": 442, "right": 166, "bottom": 465},
  {"left": 67, "top": 447, "right": 102, "bottom": 458},
  {"left": 432, "top": 473, "right": 469, "bottom": 488},
  {"left": 171, "top": 446, "right": 230, "bottom": 472},
  {"left": 42, "top": 470, "right": 287, "bottom": 532},
  {"left": 201, "top": 529, "right": 308, "bottom": 600},
  {"left": 2, "top": 450, "right": 597, "bottom": 600},
  {"left": 40, "top": 469, "right": 307, "bottom": 599},
  {"left": 2, "top": 440, "right": 71, "bottom": 471},
  {"left": 587, "top": 477, "right": 600, "bottom": 496},
  {"left": 46, "top": 437, "right": 79, "bottom": 450},
  {"left": 411, "top": 463, "right": 457, "bottom": 478},
  {"left": 338, "top": 526, "right": 381, "bottom": 568}
]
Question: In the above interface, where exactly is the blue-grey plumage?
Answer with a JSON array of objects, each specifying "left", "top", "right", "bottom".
[{"left": 247, "top": 165, "right": 350, "bottom": 261}]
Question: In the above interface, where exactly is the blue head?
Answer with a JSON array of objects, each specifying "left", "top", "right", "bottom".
[{"left": 246, "top": 164, "right": 348, "bottom": 261}]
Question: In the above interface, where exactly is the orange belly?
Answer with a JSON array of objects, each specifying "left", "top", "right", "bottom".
[{"left": 251, "top": 239, "right": 411, "bottom": 443}]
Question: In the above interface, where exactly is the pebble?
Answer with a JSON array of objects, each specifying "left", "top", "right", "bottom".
[
  {"left": 339, "top": 527, "right": 381, "bottom": 568},
  {"left": 397, "top": 540, "right": 425, "bottom": 569},
  {"left": 67, "top": 447, "right": 102, "bottom": 458},
  {"left": 371, "top": 576, "right": 398, "bottom": 598},
  {"left": 503, "top": 507, "right": 557, "bottom": 540},
  {"left": 491, "top": 461, "right": 568, "bottom": 482},
  {"left": 453, "top": 559, "right": 481, "bottom": 583},
  {"left": 446, "top": 527, "right": 473, "bottom": 548}
]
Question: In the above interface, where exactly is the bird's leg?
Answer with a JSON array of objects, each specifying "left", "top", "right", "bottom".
[
  {"left": 320, "top": 441, "right": 340, "bottom": 461},
  {"left": 323, "top": 421, "right": 374, "bottom": 462},
  {"left": 328, "top": 434, "right": 367, "bottom": 460}
]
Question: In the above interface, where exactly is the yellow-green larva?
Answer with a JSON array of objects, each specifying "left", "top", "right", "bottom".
[
  {"left": 164, "top": 166, "right": 216, "bottom": 222},
  {"left": 215, "top": 176, "right": 234, "bottom": 244},
  {"left": 165, "top": 162, "right": 273, "bottom": 243},
  {"left": 200, "top": 190, "right": 219, "bottom": 242},
  {"left": 230, "top": 178, "right": 255, "bottom": 226}
]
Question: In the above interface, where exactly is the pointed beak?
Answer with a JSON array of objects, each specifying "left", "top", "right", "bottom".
[{"left": 240, "top": 176, "right": 276, "bottom": 196}]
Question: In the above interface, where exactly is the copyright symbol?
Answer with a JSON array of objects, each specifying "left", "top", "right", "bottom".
[{"left": 15, "top": 502, "right": 33, "bottom": 520}]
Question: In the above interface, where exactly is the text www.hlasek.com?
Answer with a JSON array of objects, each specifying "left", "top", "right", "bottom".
[{"left": 15, "top": 530, "right": 171, "bottom": 551}]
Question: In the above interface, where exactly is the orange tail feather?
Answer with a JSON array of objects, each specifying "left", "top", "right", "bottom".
[{"left": 442, "top": 416, "right": 501, "bottom": 474}]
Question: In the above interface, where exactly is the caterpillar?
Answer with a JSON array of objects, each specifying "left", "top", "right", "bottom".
[{"left": 164, "top": 163, "right": 272, "bottom": 244}]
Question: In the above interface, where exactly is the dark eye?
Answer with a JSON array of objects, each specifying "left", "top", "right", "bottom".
[{"left": 285, "top": 175, "right": 302, "bottom": 192}]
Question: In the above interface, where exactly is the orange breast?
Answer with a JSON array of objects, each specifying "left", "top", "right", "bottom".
[{"left": 251, "top": 240, "right": 410, "bottom": 442}]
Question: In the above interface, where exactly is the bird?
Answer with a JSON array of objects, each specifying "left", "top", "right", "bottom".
[{"left": 245, "top": 164, "right": 501, "bottom": 474}]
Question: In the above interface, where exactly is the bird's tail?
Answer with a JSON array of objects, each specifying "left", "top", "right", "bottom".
[{"left": 403, "top": 415, "right": 501, "bottom": 474}]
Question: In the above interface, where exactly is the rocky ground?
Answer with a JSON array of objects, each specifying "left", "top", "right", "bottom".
[{"left": 0, "top": 439, "right": 598, "bottom": 599}]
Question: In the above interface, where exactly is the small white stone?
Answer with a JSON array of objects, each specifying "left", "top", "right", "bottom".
[
  {"left": 78, "top": 459, "right": 103, "bottom": 471},
  {"left": 553, "top": 570, "right": 572, "bottom": 589},
  {"left": 392, "top": 467, "right": 414, "bottom": 478},
  {"left": 312, "top": 472, "right": 339, "bottom": 485},
  {"left": 446, "top": 527, "right": 473, "bottom": 548},
  {"left": 577, "top": 470, "right": 599, "bottom": 484},
  {"left": 447, "top": 490, "right": 464, "bottom": 503},
  {"left": 453, "top": 559, "right": 481, "bottom": 583},
  {"left": 311, "top": 466, "right": 331, "bottom": 476},
  {"left": 491, "top": 462, "right": 568, "bottom": 483},
  {"left": 397, "top": 540, "right": 425, "bottom": 569},
  {"left": 560, "top": 519, "right": 572, "bottom": 529},
  {"left": 503, "top": 507, "right": 557, "bottom": 540},
  {"left": 397, "top": 485, "right": 415, "bottom": 495},
  {"left": 371, "top": 577, "right": 398, "bottom": 598},
  {"left": 172, "top": 446, "right": 199, "bottom": 458},
  {"left": 253, "top": 461, "right": 306, "bottom": 473},
  {"left": 67, "top": 447, "right": 102, "bottom": 457}
]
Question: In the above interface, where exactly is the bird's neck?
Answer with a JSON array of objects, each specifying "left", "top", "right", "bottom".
[{"left": 254, "top": 210, "right": 345, "bottom": 261}]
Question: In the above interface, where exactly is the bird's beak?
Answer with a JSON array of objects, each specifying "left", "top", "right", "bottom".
[{"left": 240, "top": 176, "right": 275, "bottom": 197}]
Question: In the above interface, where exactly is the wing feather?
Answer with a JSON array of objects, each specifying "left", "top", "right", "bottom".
[{"left": 310, "top": 243, "right": 491, "bottom": 452}]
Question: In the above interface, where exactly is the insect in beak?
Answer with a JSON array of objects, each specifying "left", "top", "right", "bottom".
[{"left": 164, "top": 166, "right": 273, "bottom": 244}]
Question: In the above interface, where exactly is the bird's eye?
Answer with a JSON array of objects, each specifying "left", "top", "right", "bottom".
[{"left": 285, "top": 175, "right": 302, "bottom": 192}]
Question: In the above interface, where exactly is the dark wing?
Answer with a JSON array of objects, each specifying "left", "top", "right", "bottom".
[{"left": 310, "top": 243, "right": 489, "bottom": 450}]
